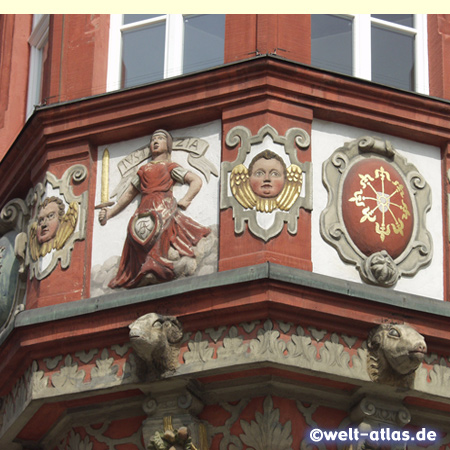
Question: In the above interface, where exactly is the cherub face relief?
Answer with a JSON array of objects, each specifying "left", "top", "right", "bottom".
[{"left": 249, "top": 157, "right": 286, "bottom": 198}]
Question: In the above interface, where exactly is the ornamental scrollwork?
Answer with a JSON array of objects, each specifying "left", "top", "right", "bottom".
[
  {"left": 320, "top": 136, "right": 432, "bottom": 287},
  {"left": 25, "top": 164, "right": 88, "bottom": 280},
  {"left": 220, "top": 125, "right": 313, "bottom": 241}
]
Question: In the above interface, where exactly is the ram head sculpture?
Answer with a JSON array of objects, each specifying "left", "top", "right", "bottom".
[
  {"left": 367, "top": 323, "right": 427, "bottom": 389},
  {"left": 129, "top": 313, "right": 184, "bottom": 377}
]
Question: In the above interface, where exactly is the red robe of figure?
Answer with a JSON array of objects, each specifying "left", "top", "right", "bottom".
[{"left": 99, "top": 129, "right": 210, "bottom": 289}]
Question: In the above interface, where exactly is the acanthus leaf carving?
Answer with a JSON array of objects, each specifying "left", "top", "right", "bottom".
[
  {"left": 216, "top": 326, "right": 247, "bottom": 359},
  {"left": 239, "top": 396, "right": 293, "bottom": 450},
  {"left": 51, "top": 355, "right": 85, "bottom": 390},
  {"left": 183, "top": 331, "right": 214, "bottom": 364}
]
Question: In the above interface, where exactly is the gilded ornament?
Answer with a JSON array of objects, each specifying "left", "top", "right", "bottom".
[{"left": 29, "top": 197, "right": 79, "bottom": 261}]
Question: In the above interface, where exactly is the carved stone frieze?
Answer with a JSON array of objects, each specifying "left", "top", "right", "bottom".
[
  {"left": 181, "top": 320, "right": 369, "bottom": 382},
  {"left": 220, "top": 125, "right": 313, "bottom": 241},
  {"left": 55, "top": 423, "right": 145, "bottom": 450},
  {"left": 320, "top": 136, "right": 432, "bottom": 286},
  {"left": 1, "top": 321, "right": 450, "bottom": 446},
  {"left": 26, "top": 164, "right": 88, "bottom": 280}
]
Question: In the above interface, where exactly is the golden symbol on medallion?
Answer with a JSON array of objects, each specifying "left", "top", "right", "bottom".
[{"left": 348, "top": 166, "right": 410, "bottom": 242}]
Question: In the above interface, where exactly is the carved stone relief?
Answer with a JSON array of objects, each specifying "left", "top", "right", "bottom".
[
  {"left": 321, "top": 136, "right": 432, "bottom": 286},
  {"left": 0, "top": 319, "right": 446, "bottom": 441},
  {"left": 25, "top": 164, "right": 88, "bottom": 280},
  {"left": 0, "top": 198, "right": 28, "bottom": 335},
  {"left": 92, "top": 127, "right": 219, "bottom": 293},
  {"left": 141, "top": 387, "right": 207, "bottom": 450},
  {"left": 129, "top": 312, "right": 184, "bottom": 378},
  {"left": 220, "top": 125, "right": 313, "bottom": 241},
  {"left": 367, "top": 323, "right": 427, "bottom": 389}
]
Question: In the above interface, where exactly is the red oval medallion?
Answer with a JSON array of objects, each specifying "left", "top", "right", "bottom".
[{"left": 342, "top": 158, "right": 414, "bottom": 259}]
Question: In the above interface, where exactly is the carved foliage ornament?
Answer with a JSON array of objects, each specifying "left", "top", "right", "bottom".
[
  {"left": 221, "top": 125, "right": 313, "bottom": 242},
  {"left": 320, "top": 136, "right": 432, "bottom": 286},
  {"left": 26, "top": 165, "right": 88, "bottom": 280}
]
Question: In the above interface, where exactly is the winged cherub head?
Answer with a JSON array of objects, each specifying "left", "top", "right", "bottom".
[
  {"left": 230, "top": 150, "right": 303, "bottom": 213},
  {"left": 248, "top": 150, "right": 287, "bottom": 198}
]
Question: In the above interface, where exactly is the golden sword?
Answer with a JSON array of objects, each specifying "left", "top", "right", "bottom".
[{"left": 95, "top": 148, "right": 115, "bottom": 209}]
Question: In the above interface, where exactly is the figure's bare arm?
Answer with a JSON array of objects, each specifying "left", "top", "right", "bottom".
[
  {"left": 178, "top": 172, "right": 202, "bottom": 210},
  {"left": 99, "top": 183, "right": 139, "bottom": 225}
]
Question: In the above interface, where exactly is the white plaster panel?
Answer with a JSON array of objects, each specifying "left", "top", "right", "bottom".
[
  {"left": 312, "top": 120, "right": 443, "bottom": 300},
  {"left": 91, "top": 120, "right": 221, "bottom": 279}
]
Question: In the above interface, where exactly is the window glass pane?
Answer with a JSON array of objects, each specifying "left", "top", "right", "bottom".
[
  {"left": 121, "top": 22, "right": 166, "bottom": 88},
  {"left": 371, "top": 14, "right": 414, "bottom": 28},
  {"left": 372, "top": 26, "right": 414, "bottom": 91},
  {"left": 183, "top": 14, "right": 225, "bottom": 74},
  {"left": 123, "top": 14, "right": 163, "bottom": 25},
  {"left": 311, "top": 15, "right": 353, "bottom": 76}
]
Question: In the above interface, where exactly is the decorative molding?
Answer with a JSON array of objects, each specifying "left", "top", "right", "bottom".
[
  {"left": 26, "top": 164, "right": 88, "bottom": 280},
  {"left": 56, "top": 424, "right": 145, "bottom": 450},
  {"left": 321, "top": 136, "right": 432, "bottom": 286},
  {"left": 181, "top": 320, "right": 369, "bottom": 382},
  {"left": 239, "top": 396, "right": 293, "bottom": 450},
  {"left": 350, "top": 397, "right": 411, "bottom": 428},
  {"left": 0, "top": 344, "right": 138, "bottom": 440},
  {"left": 2, "top": 321, "right": 450, "bottom": 444},
  {"left": 220, "top": 125, "right": 312, "bottom": 241}
]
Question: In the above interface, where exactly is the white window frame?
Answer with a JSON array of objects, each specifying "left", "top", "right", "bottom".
[
  {"left": 26, "top": 14, "right": 49, "bottom": 118},
  {"left": 107, "top": 14, "right": 187, "bottom": 92},
  {"left": 318, "top": 14, "right": 429, "bottom": 95}
]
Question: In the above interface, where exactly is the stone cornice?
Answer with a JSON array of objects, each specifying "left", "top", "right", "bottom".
[{"left": 0, "top": 262, "right": 449, "bottom": 398}]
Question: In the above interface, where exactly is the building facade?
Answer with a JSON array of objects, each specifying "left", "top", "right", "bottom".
[{"left": 1, "top": 14, "right": 450, "bottom": 450}]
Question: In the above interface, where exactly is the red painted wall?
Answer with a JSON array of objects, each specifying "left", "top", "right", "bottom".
[{"left": 0, "top": 15, "right": 32, "bottom": 160}]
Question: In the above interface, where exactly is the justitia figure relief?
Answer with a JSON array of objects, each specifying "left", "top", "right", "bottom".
[
  {"left": 29, "top": 196, "right": 79, "bottom": 261},
  {"left": 230, "top": 150, "right": 303, "bottom": 213},
  {"left": 99, "top": 129, "right": 210, "bottom": 289}
]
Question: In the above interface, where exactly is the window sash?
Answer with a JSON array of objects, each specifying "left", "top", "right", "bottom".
[
  {"left": 26, "top": 14, "right": 49, "bottom": 118},
  {"left": 107, "top": 14, "right": 225, "bottom": 92},
  {"left": 311, "top": 14, "right": 429, "bottom": 95}
]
